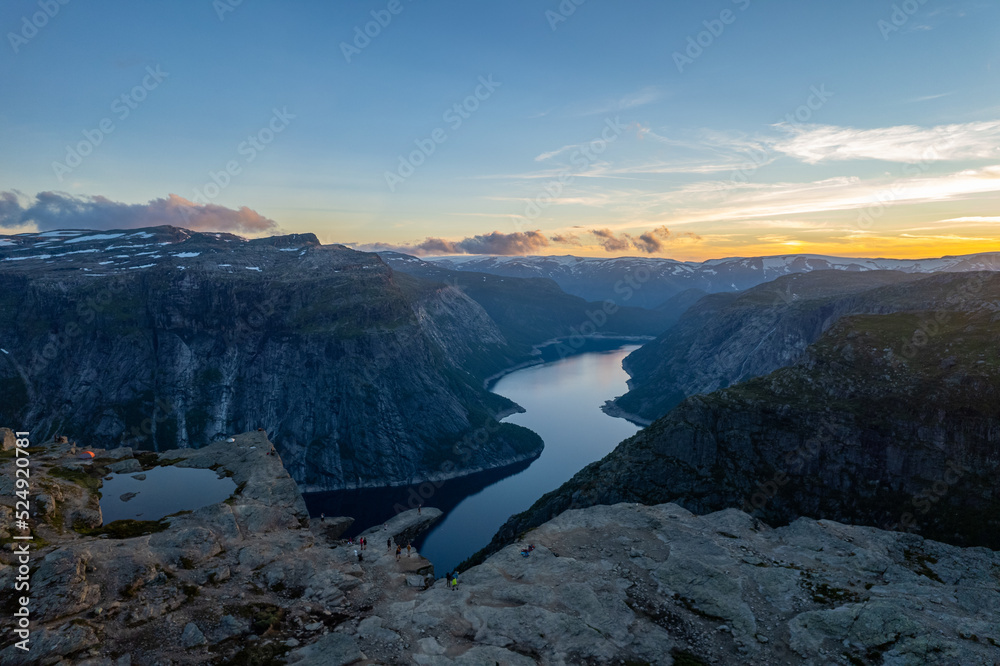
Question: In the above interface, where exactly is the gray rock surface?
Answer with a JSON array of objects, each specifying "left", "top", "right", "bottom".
[
  {"left": 285, "top": 632, "right": 363, "bottom": 665},
  {"left": 360, "top": 507, "right": 443, "bottom": 548},
  {"left": 107, "top": 458, "right": 142, "bottom": 474},
  {"left": 212, "top": 614, "right": 245, "bottom": 642},
  {"left": 0, "top": 431, "right": 445, "bottom": 665},
  {"left": 3, "top": 428, "right": 997, "bottom": 665},
  {"left": 180, "top": 622, "right": 207, "bottom": 648},
  {"left": 379, "top": 503, "right": 1000, "bottom": 666},
  {"left": 0, "top": 623, "right": 99, "bottom": 665},
  {"left": 314, "top": 515, "right": 354, "bottom": 540}
]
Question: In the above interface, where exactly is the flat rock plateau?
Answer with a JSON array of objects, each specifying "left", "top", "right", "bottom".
[{"left": 1, "top": 430, "right": 998, "bottom": 665}]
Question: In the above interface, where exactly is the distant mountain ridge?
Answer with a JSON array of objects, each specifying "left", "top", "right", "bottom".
[
  {"left": 426, "top": 252, "right": 1000, "bottom": 308},
  {"left": 380, "top": 251, "right": 676, "bottom": 351}
]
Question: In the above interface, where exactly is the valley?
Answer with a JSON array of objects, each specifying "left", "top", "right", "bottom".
[{"left": 2, "top": 227, "right": 1000, "bottom": 664}]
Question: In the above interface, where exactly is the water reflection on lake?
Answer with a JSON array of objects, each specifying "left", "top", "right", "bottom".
[{"left": 305, "top": 343, "right": 641, "bottom": 576}]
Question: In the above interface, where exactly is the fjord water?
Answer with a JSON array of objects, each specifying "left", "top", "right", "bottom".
[{"left": 413, "top": 345, "right": 641, "bottom": 575}]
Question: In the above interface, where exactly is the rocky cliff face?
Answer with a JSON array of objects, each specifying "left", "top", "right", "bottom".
[
  {"left": 0, "top": 227, "right": 542, "bottom": 490},
  {"left": 614, "top": 270, "right": 997, "bottom": 423},
  {"left": 4, "top": 434, "right": 997, "bottom": 665},
  {"left": 401, "top": 503, "right": 1000, "bottom": 665},
  {"left": 484, "top": 294, "right": 1000, "bottom": 560}
]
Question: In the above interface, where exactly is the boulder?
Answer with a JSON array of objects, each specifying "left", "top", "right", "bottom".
[
  {"left": 105, "top": 447, "right": 134, "bottom": 460},
  {"left": 285, "top": 632, "right": 362, "bottom": 665},
  {"left": 0, "top": 427, "right": 15, "bottom": 451},
  {"left": 181, "top": 622, "right": 207, "bottom": 648},
  {"left": 0, "top": 623, "right": 99, "bottom": 665},
  {"left": 108, "top": 458, "right": 142, "bottom": 474},
  {"left": 213, "top": 614, "right": 244, "bottom": 642},
  {"left": 315, "top": 515, "right": 354, "bottom": 540},
  {"left": 35, "top": 492, "right": 57, "bottom": 517}
]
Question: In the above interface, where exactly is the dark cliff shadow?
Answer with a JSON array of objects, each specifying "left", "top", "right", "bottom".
[{"left": 302, "top": 456, "right": 535, "bottom": 538}]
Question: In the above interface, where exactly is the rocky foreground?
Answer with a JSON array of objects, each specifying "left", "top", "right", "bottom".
[
  {"left": 0, "top": 431, "right": 443, "bottom": 665},
  {"left": 1, "top": 431, "right": 998, "bottom": 664}
]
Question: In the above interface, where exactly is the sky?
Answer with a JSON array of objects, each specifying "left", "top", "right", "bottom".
[{"left": 1, "top": 0, "right": 999, "bottom": 260}]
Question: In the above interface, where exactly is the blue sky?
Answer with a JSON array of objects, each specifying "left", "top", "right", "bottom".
[{"left": 1, "top": 0, "right": 998, "bottom": 259}]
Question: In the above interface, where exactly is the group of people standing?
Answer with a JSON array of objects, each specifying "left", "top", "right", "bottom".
[
  {"left": 349, "top": 535, "right": 368, "bottom": 562},
  {"left": 388, "top": 537, "right": 413, "bottom": 560},
  {"left": 325, "top": 511, "right": 459, "bottom": 591}
]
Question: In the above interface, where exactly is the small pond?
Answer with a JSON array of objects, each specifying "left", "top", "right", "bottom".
[{"left": 99, "top": 466, "right": 237, "bottom": 524}]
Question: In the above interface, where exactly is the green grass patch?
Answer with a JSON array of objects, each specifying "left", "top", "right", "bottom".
[
  {"left": 50, "top": 466, "right": 103, "bottom": 493},
  {"left": 74, "top": 518, "right": 169, "bottom": 539},
  {"left": 670, "top": 649, "right": 709, "bottom": 666},
  {"left": 904, "top": 548, "right": 944, "bottom": 583},
  {"left": 0, "top": 446, "right": 45, "bottom": 462},
  {"left": 800, "top": 571, "right": 862, "bottom": 605},
  {"left": 219, "top": 642, "right": 285, "bottom": 666},
  {"left": 238, "top": 603, "right": 285, "bottom": 635}
]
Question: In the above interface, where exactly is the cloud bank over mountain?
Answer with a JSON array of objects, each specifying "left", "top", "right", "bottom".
[
  {"left": 0, "top": 191, "right": 278, "bottom": 234},
  {"left": 355, "top": 227, "right": 697, "bottom": 256}
]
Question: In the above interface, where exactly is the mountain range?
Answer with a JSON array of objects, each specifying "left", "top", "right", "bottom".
[{"left": 426, "top": 252, "right": 1000, "bottom": 309}]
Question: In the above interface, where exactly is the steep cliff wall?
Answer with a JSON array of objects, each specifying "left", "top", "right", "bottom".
[
  {"left": 0, "top": 227, "right": 541, "bottom": 490},
  {"left": 481, "top": 297, "right": 1000, "bottom": 561},
  {"left": 614, "top": 270, "right": 994, "bottom": 422}
]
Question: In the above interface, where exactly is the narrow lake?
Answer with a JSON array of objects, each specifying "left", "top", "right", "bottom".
[
  {"left": 304, "top": 343, "right": 641, "bottom": 575},
  {"left": 413, "top": 344, "right": 641, "bottom": 574}
]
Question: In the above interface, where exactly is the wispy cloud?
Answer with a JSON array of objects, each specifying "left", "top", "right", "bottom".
[
  {"left": 494, "top": 164, "right": 1000, "bottom": 234},
  {"left": 905, "top": 91, "right": 956, "bottom": 103},
  {"left": 534, "top": 144, "right": 579, "bottom": 162},
  {"left": 573, "top": 85, "right": 665, "bottom": 117},
  {"left": 937, "top": 216, "right": 1000, "bottom": 223},
  {"left": 658, "top": 165, "right": 1000, "bottom": 224},
  {"left": 770, "top": 120, "right": 1000, "bottom": 164},
  {"left": 467, "top": 117, "right": 1000, "bottom": 261}
]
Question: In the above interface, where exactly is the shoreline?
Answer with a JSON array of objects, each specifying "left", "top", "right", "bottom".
[
  {"left": 483, "top": 334, "right": 653, "bottom": 391},
  {"left": 600, "top": 398, "right": 653, "bottom": 427},
  {"left": 299, "top": 446, "right": 543, "bottom": 495},
  {"left": 305, "top": 340, "right": 649, "bottom": 496},
  {"left": 600, "top": 346, "right": 652, "bottom": 426}
]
